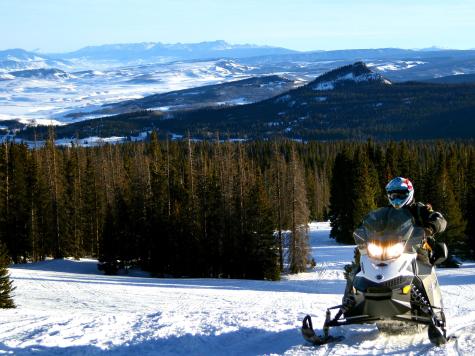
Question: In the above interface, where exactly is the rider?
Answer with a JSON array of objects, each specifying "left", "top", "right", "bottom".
[
  {"left": 343, "top": 177, "right": 447, "bottom": 299},
  {"left": 385, "top": 177, "right": 447, "bottom": 263}
]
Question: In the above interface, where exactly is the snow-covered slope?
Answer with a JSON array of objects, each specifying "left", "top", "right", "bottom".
[
  {"left": 0, "top": 59, "right": 256, "bottom": 125},
  {"left": 2, "top": 223, "right": 474, "bottom": 355},
  {"left": 0, "top": 49, "right": 69, "bottom": 72},
  {"left": 311, "top": 62, "right": 392, "bottom": 91}
]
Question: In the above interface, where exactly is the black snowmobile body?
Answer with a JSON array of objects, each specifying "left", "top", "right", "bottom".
[{"left": 302, "top": 207, "right": 450, "bottom": 346}]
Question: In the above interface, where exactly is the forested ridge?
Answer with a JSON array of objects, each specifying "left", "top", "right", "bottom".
[
  {"left": 13, "top": 63, "right": 475, "bottom": 141},
  {"left": 0, "top": 137, "right": 474, "bottom": 280}
]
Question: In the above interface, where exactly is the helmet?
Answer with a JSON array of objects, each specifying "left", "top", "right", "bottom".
[{"left": 385, "top": 177, "right": 414, "bottom": 209}]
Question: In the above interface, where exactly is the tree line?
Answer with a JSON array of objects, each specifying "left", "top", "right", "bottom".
[
  {"left": 0, "top": 137, "right": 474, "bottom": 282},
  {"left": 0, "top": 134, "right": 317, "bottom": 280},
  {"left": 328, "top": 141, "right": 475, "bottom": 255}
]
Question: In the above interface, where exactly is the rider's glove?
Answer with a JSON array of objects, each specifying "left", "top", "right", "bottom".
[
  {"left": 425, "top": 236, "right": 437, "bottom": 253},
  {"left": 424, "top": 227, "right": 434, "bottom": 237}
]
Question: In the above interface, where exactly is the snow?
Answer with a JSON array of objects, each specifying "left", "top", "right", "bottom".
[
  {"left": 10, "top": 132, "right": 151, "bottom": 149},
  {"left": 313, "top": 81, "right": 335, "bottom": 91},
  {"left": 370, "top": 61, "right": 427, "bottom": 72},
  {"left": 275, "top": 94, "right": 291, "bottom": 103},
  {"left": 1, "top": 222, "right": 475, "bottom": 355},
  {"left": 55, "top": 136, "right": 127, "bottom": 147},
  {"left": 0, "top": 73, "right": 15, "bottom": 80},
  {"left": 375, "top": 64, "right": 399, "bottom": 71},
  {"left": 313, "top": 72, "right": 390, "bottom": 91},
  {"left": 0, "top": 59, "right": 253, "bottom": 125},
  {"left": 216, "top": 97, "right": 250, "bottom": 106}
]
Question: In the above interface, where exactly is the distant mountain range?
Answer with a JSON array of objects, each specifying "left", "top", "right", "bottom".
[
  {"left": 15, "top": 62, "right": 475, "bottom": 141},
  {"left": 0, "top": 41, "right": 297, "bottom": 70},
  {"left": 2, "top": 42, "right": 475, "bottom": 81},
  {"left": 2, "top": 41, "right": 475, "bottom": 139},
  {"left": 58, "top": 40, "right": 297, "bottom": 61}
]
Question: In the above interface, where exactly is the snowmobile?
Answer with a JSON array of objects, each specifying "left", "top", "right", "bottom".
[{"left": 302, "top": 207, "right": 450, "bottom": 346}]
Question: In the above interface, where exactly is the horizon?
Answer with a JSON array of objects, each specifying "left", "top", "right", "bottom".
[
  {"left": 1, "top": 40, "right": 472, "bottom": 55},
  {"left": 1, "top": 0, "right": 474, "bottom": 53}
]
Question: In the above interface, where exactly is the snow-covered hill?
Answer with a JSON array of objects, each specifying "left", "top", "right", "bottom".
[
  {"left": 311, "top": 62, "right": 392, "bottom": 91},
  {"left": 2, "top": 45, "right": 475, "bottom": 127},
  {"left": 1, "top": 223, "right": 474, "bottom": 355},
  {"left": 0, "top": 59, "right": 257, "bottom": 125},
  {"left": 0, "top": 49, "right": 69, "bottom": 72}
]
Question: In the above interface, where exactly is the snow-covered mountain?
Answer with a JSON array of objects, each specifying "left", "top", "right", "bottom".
[
  {"left": 3, "top": 222, "right": 475, "bottom": 354},
  {"left": 99, "top": 62, "right": 474, "bottom": 142},
  {"left": 0, "top": 49, "right": 69, "bottom": 72},
  {"left": 2, "top": 43, "right": 475, "bottom": 127},
  {"left": 310, "top": 62, "right": 392, "bottom": 91},
  {"left": 60, "top": 40, "right": 297, "bottom": 63},
  {"left": 0, "top": 58, "right": 260, "bottom": 125}
]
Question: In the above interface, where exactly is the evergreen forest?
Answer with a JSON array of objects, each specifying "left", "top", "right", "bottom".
[{"left": 0, "top": 136, "right": 474, "bottom": 281}]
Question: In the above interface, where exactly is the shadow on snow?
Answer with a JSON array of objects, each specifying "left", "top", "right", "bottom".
[{"left": 0, "top": 327, "right": 301, "bottom": 356}]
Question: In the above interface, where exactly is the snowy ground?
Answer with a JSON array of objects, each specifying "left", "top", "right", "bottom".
[
  {"left": 0, "top": 59, "right": 252, "bottom": 125},
  {"left": 1, "top": 222, "right": 475, "bottom": 355}
]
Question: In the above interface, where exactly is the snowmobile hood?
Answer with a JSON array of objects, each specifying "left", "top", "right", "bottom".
[{"left": 353, "top": 207, "right": 422, "bottom": 248}]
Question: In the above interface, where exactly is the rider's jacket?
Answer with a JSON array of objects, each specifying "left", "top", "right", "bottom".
[{"left": 404, "top": 201, "right": 447, "bottom": 236}]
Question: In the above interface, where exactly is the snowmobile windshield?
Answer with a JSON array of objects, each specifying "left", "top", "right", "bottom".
[{"left": 353, "top": 207, "right": 423, "bottom": 258}]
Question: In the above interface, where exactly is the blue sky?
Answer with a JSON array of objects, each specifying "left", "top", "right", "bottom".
[{"left": 1, "top": 0, "right": 474, "bottom": 52}]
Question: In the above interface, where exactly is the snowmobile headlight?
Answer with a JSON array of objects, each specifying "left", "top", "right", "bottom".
[
  {"left": 386, "top": 242, "right": 405, "bottom": 259},
  {"left": 367, "top": 242, "right": 404, "bottom": 260},
  {"left": 367, "top": 243, "right": 383, "bottom": 258}
]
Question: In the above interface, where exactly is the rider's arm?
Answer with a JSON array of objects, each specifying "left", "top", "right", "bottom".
[{"left": 422, "top": 204, "right": 447, "bottom": 235}]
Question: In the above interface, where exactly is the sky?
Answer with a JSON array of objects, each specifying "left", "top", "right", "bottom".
[{"left": 1, "top": 0, "right": 474, "bottom": 53}]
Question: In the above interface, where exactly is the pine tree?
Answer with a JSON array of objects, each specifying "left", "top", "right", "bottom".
[
  {"left": 329, "top": 150, "right": 354, "bottom": 243},
  {"left": 350, "top": 148, "right": 377, "bottom": 232},
  {"left": 426, "top": 152, "right": 466, "bottom": 250},
  {"left": 82, "top": 153, "right": 102, "bottom": 257},
  {"left": 329, "top": 148, "right": 377, "bottom": 244},
  {"left": 287, "top": 146, "right": 310, "bottom": 273},
  {"left": 245, "top": 176, "right": 280, "bottom": 280},
  {"left": 465, "top": 151, "right": 475, "bottom": 255},
  {"left": 270, "top": 147, "right": 286, "bottom": 271},
  {"left": 44, "top": 130, "right": 64, "bottom": 258},
  {"left": 0, "top": 242, "right": 15, "bottom": 308}
]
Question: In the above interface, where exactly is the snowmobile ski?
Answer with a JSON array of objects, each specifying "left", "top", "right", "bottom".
[{"left": 301, "top": 315, "right": 344, "bottom": 346}]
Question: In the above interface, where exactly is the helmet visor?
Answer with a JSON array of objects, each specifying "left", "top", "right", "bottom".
[{"left": 388, "top": 190, "right": 409, "bottom": 201}]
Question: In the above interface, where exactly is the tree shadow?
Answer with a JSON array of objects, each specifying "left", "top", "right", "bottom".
[
  {"left": 11, "top": 259, "right": 101, "bottom": 275},
  {"left": 438, "top": 273, "right": 475, "bottom": 286},
  {"left": 0, "top": 327, "right": 302, "bottom": 356},
  {"left": 11, "top": 274, "right": 346, "bottom": 295}
]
